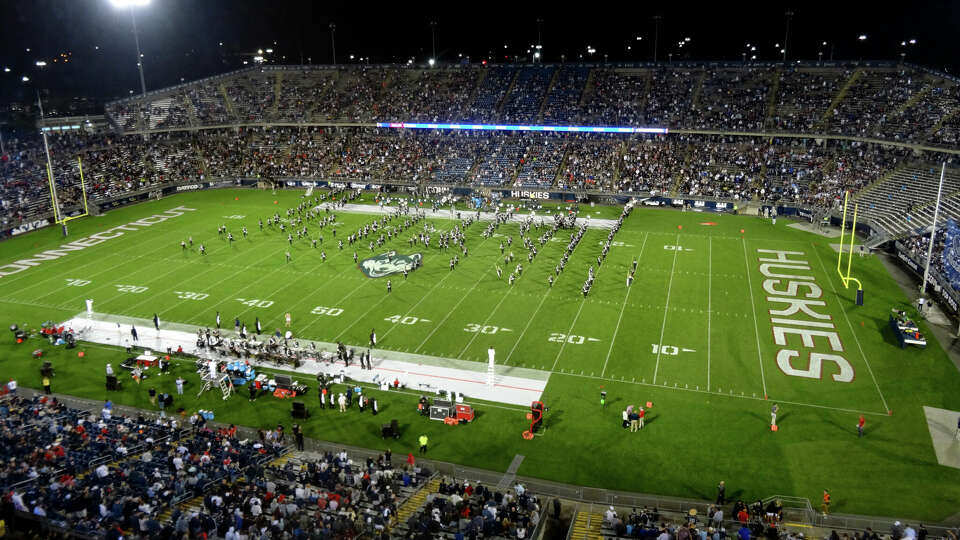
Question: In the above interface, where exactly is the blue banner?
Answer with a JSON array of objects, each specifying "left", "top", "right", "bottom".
[{"left": 942, "top": 218, "right": 960, "bottom": 291}]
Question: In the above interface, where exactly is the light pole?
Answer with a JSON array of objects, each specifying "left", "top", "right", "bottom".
[
  {"left": 330, "top": 23, "right": 337, "bottom": 65},
  {"left": 857, "top": 34, "right": 867, "bottom": 63},
  {"left": 537, "top": 17, "right": 543, "bottom": 51},
  {"left": 653, "top": 15, "right": 662, "bottom": 63},
  {"left": 109, "top": 0, "right": 150, "bottom": 97},
  {"left": 782, "top": 10, "right": 794, "bottom": 62},
  {"left": 430, "top": 21, "right": 437, "bottom": 64}
]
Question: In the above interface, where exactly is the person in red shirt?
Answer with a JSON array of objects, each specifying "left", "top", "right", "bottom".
[
  {"left": 638, "top": 407, "right": 646, "bottom": 429},
  {"left": 857, "top": 416, "right": 865, "bottom": 438}
]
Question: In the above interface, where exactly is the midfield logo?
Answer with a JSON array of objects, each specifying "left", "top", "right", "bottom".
[{"left": 359, "top": 251, "right": 422, "bottom": 278}]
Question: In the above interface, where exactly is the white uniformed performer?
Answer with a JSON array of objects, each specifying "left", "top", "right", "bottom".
[
  {"left": 285, "top": 313, "right": 292, "bottom": 327},
  {"left": 216, "top": 311, "right": 221, "bottom": 329}
]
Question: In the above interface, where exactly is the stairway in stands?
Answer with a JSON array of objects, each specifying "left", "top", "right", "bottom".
[
  {"left": 156, "top": 449, "right": 294, "bottom": 523},
  {"left": 569, "top": 507, "right": 604, "bottom": 540},
  {"left": 818, "top": 69, "right": 863, "bottom": 130},
  {"left": 393, "top": 476, "right": 442, "bottom": 526}
]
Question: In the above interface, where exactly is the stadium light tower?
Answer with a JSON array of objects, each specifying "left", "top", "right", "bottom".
[
  {"left": 652, "top": 15, "right": 662, "bottom": 63},
  {"left": 109, "top": 0, "right": 150, "bottom": 97},
  {"left": 536, "top": 18, "right": 543, "bottom": 58},
  {"left": 430, "top": 21, "right": 437, "bottom": 64},
  {"left": 330, "top": 23, "right": 337, "bottom": 65},
  {"left": 782, "top": 10, "right": 794, "bottom": 62}
]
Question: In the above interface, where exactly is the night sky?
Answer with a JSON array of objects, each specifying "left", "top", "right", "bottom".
[{"left": 1, "top": 0, "right": 958, "bottom": 111}]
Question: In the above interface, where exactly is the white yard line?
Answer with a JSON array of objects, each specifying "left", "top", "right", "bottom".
[
  {"left": 706, "top": 236, "right": 712, "bottom": 392},
  {"left": 652, "top": 233, "right": 681, "bottom": 385},
  {"left": 502, "top": 233, "right": 592, "bottom": 365},
  {"left": 600, "top": 232, "right": 649, "bottom": 377},
  {"left": 501, "top": 289, "right": 552, "bottom": 365},
  {"left": 413, "top": 268, "right": 493, "bottom": 353},
  {"left": 384, "top": 235, "right": 493, "bottom": 343},
  {"left": 550, "top": 300, "right": 588, "bottom": 371},
  {"left": 60, "top": 238, "right": 247, "bottom": 312},
  {"left": 741, "top": 237, "right": 768, "bottom": 398},
  {"left": 36, "top": 232, "right": 213, "bottom": 306},
  {"left": 332, "top": 228, "right": 490, "bottom": 343},
  {"left": 456, "top": 284, "right": 518, "bottom": 359},
  {"left": 811, "top": 243, "right": 890, "bottom": 413},
  {"left": 0, "top": 218, "right": 194, "bottom": 292}
]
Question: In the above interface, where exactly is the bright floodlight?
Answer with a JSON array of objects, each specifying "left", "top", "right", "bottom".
[
  {"left": 858, "top": 34, "right": 867, "bottom": 40},
  {"left": 21, "top": 76, "right": 29, "bottom": 82},
  {"left": 909, "top": 39, "right": 917, "bottom": 44},
  {"left": 109, "top": 0, "right": 150, "bottom": 7},
  {"left": 428, "top": 58, "right": 435, "bottom": 66},
  {"left": 35, "top": 61, "right": 47, "bottom": 67}
]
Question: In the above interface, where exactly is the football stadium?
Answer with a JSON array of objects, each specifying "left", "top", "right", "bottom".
[{"left": 3, "top": 3, "right": 960, "bottom": 539}]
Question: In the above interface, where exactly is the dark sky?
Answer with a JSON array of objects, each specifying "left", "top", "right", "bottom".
[{"left": 1, "top": 0, "right": 958, "bottom": 111}]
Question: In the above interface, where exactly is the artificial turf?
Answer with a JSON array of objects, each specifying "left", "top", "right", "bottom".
[{"left": 1, "top": 187, "right": 959, "bottom": 521}]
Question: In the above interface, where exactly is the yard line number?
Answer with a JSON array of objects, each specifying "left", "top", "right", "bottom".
[
  {"left": 651, "top": 344, "right": 697, "bottom": 355},
  {"left": 175, "top": 291, "right": 209, "bottom": 300},
  {"left": 548, "top": 333, "right": 601, "bottom": 345},
  {"left": 384, "top": 315, "right": 431, "bottom": 325},
  {"left": 115, "top": 284, "right": 148, "bottom": 293},
  {"left": 311, "top": 306, "right": 344, "bottom": 316},
  {"left": 65, "top": 279, "right": 91, "bottom": 287},
  {"left": 236, "top": 298, "right": 274, "bottom": 308},
  {"left": 464, "top": 323, "right": 513, "bottom": 334}
]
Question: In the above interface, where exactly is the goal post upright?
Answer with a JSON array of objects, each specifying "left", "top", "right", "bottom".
[{"left": 837, "top": 191, "right": 863, "bottom": 292}]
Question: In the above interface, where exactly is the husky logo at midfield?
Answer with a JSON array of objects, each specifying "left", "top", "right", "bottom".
[{"left": 359, "top": 251, "right": 422, "bottom": 278}]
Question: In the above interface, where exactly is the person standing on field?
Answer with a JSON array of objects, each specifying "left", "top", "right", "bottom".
[
  {"left": 771, "top": 403, "right": 779, "bottom": 428},
  {"left": 857, "top": 415, "right": 865, "bottom": 437},
  {"left": 419, "top": 434, "right": 429, "bottom": 455}
]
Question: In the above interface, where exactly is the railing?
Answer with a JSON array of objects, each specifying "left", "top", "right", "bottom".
[{"left": 762, "top": 495, "right": 815, "bottom": 525}]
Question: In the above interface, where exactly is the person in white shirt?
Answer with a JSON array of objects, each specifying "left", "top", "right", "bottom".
[
  {"left": 6, "top": 379, "right": 16, "bottom": 395},
  {"left": 95, "top": 464, "right": 109, "bottom": 478},
  {"left": 604, "top": 506, "right": 617, "bottom": 525}
]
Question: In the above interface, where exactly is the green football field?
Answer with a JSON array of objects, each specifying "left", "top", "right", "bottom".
[{"left": 2, "top": 188, "right": 960, "bottom": 520}]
